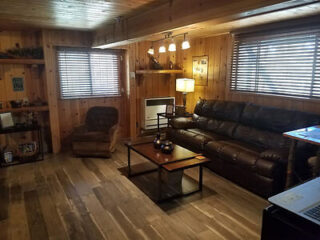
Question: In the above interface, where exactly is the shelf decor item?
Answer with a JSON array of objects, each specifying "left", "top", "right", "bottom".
[
  {"left": 6, "top": 45, "right": 44, "bottom": 59},
  {"left": 0, "top": 112, "right": 14, "bottom": 129},
  {"left": 3, "top": 151, "right": 13, "bottom": 163},
  {"left": 193, "top": 55, "right": 208, "bottom": 86},
  {"left": 17, "top": 142, "right": 38, "bottom": 157},
  {"left": 166, "top": 104, "right": 174, "bottom": 116}
]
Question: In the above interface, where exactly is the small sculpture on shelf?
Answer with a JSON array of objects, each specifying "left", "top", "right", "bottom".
[
  {"left": 149, "top": 55, "right": 163, "bottom": 70},
  {"left": 6, "top": 43, "right": 44, "bottom": 59}
]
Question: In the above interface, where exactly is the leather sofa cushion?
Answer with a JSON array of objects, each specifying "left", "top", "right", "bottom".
[
  {"left": 240, "top": 103, "right": 320, "bottom": 133},
  {"left": 169, "top": 128, "right": 224, "bottom": 151},
  {"left": 170, "top": 117, "right": 195, "bottom": 129},
  {"left": 255, "top": 158, "right": 278, "bottom": 178},
  {"left": 193, "top": 115, "right": 238, "bottom": 138},
  {"left": 194, "top": 99, "right": 206, "bottom": 115},
  {"left": 187, "top": 128, "right": 226, "bottom": 141},
  {"left": 233, "top": 124, "right": 290, "bottom": 149},
  {"left": 260, "top": 149, "right": 288, "bottom": 164},
  {"left": 199, "top": 100, "right": 245, "bottom": 122},
  {"left": 205, "top": 140, "right": 263, "bottom": 168}
]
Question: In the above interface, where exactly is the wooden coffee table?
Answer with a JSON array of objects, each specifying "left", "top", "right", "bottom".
[{"left": 125, "top": 141, "right": 210, "bottom": 202}]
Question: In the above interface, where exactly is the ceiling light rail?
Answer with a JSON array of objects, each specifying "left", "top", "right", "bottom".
[{"left": 148, "top": 32, "right": 190, "bottom": 54}]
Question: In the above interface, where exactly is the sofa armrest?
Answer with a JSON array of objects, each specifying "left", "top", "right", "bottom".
[
  {"left": 260, "top": 149, "right": 288, "bottom": 164},
  {"left": 169, "top": 117, "right": 195, "bottom": 129}
]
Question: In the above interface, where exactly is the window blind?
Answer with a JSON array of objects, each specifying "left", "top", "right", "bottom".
[
  {"left": 57, "top": 48, "right": 121, "bottom": 99},
  {"left": 231, "top": 26, "right": 320, "bottom": 99}
]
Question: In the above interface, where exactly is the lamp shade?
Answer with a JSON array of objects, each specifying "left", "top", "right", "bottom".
[{"left": 176, "top": 78, "right": 195, "bottom": 93}]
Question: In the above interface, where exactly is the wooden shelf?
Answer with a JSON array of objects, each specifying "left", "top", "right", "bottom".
[
  {"left": 0, "top": 105, "right": 49, "bottom": 113},
  {"left": 136, "top": 69, "right": 183, "bottom": 74},
  {"left": 0, "top": 58, "right": 45, "bottom": 65}
]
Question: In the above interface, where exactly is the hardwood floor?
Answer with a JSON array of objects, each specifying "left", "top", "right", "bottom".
[{"left": 0, "top": 143, "right": 268, "bottom": 240}]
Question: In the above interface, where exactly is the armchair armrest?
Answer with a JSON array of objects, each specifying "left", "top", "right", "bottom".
[
  {"left": 109, "top": 124, "right": 119, "bottom": 152},
  {"left": 169, "top": 117, "right": 195, "bottom": 129},
  {"left": 260, "top": 149, "right": 289, "bottom": 164}
]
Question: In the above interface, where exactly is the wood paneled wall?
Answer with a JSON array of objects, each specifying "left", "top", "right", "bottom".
[
  {"left": 42, "top": 30, "right": 130, "bottom": 152},
  {"left": 122, "top": 35, "right": 231, "bottom": 138},
  {"left": 120, "top": 40, "right": 185, "bottom": 138},
  {"left": 0, "top": 31, "right": 46, "bottom": 107},
  {"left": 0, "top": 31, "right": 48, "bottom": 149},
  {"left": 124, "top": 33, "right": 320, "bottom": 139}
]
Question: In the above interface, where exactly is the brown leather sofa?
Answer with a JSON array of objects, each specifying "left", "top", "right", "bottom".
[
  {"left": 72, "top": 106, "right": 119, "bottom": 158},
  {"left": 168, "top": 99, "right": 320, "bottom": 198}
]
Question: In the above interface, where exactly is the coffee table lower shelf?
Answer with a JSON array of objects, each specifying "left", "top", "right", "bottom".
[{"left": 126, "top": 142, "right": 209, "bottom": 203}]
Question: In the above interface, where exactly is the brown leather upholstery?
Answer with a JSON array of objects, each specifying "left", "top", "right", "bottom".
[
  {"left": 168, "top": 99, "right": 320, "bottom": 198},
  {"left": 72, "top": 107, "right": 119, "bottom": 158}
]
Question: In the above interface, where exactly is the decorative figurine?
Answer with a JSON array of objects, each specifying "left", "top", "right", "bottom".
[
  {"left": 153, "top": 133, "right": 162, "bottom": 149},
  {"left": 161, "top": 140, "right": 174, "bottom": 154}
]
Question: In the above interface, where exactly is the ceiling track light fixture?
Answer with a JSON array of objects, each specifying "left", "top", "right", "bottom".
[
  {"left": 148, "top": 32, "right": 190, "bottom": 54},
  {"left": 182, "top": 33, "right": 190, "bottom": 50},
  {"left": 147, "top": 41, "right": 154, "bottom": 55}
]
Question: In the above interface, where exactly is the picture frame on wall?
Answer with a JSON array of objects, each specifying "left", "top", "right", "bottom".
[
  {"left": 192, "top": 56, "right": 208, "bottom": 86},
  {"left": 12, "top": 77, "right": 24, "bottom": 92}
]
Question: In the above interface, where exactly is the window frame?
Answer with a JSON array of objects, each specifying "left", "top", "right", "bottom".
[
  {"left": 56, "top": 47, "right": 123, "bottom": 100},
  {"left": 229, "top": 25, "right": 320, "bottom": 100}
]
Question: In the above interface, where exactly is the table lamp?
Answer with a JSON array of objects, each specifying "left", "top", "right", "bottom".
[{"left": 176, "top": 78, "right": 195, "bottom": 112}]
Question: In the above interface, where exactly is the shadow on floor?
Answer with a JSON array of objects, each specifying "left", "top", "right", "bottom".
[{"left": 118, "top": 163, "right": 216, "bottom": 211}]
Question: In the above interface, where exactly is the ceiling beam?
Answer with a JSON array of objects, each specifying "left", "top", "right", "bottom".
[{"left": 93, "top": 0, "right": 318, "bottom": 48}]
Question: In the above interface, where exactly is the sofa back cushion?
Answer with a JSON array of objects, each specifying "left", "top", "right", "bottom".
[
  {"left": 194, "top": 99, "right": 245, "bottom": 122},
  {"left": 193, "top": 114, "right": 238, "bottom": 138},
  {"left": 240, "top": 103, "right": 320, "bottom": 133},
  {"left": 233, "top": 124, "right": 290, "bottom": 149}
]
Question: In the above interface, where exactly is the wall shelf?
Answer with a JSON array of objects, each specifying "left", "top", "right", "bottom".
[
  {"left": 0, "top": 58, "right": 45, "bottom": 65},
  {"left": 0, "top": 105, "right": 49, "bottom": 113},
  {"left": 136, "top": 69, "right": 183, "bottom": 74}
]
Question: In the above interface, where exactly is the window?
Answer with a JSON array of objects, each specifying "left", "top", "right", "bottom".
[
  {"left": 57, "top": 47, "right": 121, "bottom": 99},
  {"left": 231, "top": 26, "right": 320, "bottom": 98}
]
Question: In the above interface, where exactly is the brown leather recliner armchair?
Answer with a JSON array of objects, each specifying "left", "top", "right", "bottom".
[{"left": 72, "top": 106, "right": 119, "bottom": 158}]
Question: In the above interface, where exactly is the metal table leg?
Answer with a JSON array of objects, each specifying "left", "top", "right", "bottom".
[
  {"left": 157, "top": 167, "right": 162, "bottom": 201},
  {"left": 285, "top": 139, "right": 297, "bottom": 188},
  {"left": 199, "top": 165, "right": 203, "bottom": 191}
]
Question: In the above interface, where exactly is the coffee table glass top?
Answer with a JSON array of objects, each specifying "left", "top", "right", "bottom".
[{"left": 128, "top": 142, "right": 199, "bottom": 166}]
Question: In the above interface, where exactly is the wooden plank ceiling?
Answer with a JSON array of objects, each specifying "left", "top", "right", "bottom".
[
  {"left": 0, "top": 0, "right": 165, "bottom": 30},
  {"left": 93, "top": 0, "right": 320, "bottom": 48}
]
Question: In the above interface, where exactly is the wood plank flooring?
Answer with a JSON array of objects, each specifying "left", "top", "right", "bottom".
[{"left": 0, "top": 143, "right": 268, "bottom": 240}]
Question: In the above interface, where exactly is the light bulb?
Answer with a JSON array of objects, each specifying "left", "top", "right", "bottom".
[
  {"left": 168, "top": 42, "right": 176, "bottom": 52},
  {"left": 147, "top": 47, "right": 154, "bottom": 55},
  {"left": 182, "top": 40, "right": 190, "bottom": 50},
  {"left": 159, "top": 45, "right": 166, "bottom": 53}
]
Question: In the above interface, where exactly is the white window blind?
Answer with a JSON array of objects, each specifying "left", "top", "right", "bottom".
[
  {"left": 57, "top": 47, "right": 121, "bottom": 99},
  {"left": 231, "top": 26, "right": 320, "bottom": 98}
]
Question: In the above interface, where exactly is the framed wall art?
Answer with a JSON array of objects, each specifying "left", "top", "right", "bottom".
[
  {"left": 12, "top": 77, "right": 24, "bottom": 92},
  {"left": 192, "top": 56, "right": 208, "bottom": 86}
]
